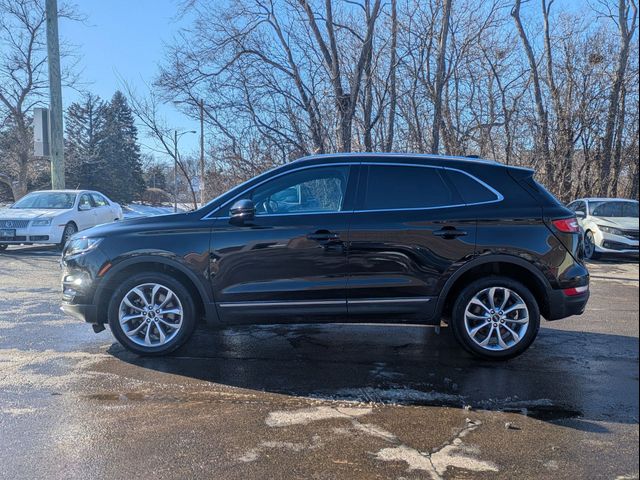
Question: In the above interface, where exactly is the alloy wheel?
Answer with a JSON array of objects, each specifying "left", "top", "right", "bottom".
[
  {"left": 464, "top": 287, "right": 530, "bottom": 352},
  {"left": 118, "top": 283, "right": 184, "bottom": 347}
]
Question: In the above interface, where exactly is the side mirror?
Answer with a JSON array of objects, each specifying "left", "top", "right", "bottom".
[
  {"left": 575, "top": 210, "right": 586, "bottom": 219},
  {"left": 79, "top": 203, "right": 92, "bottom": 211},
  {"left": 229, "top": 199, "right": 255, "bottom": 225}
]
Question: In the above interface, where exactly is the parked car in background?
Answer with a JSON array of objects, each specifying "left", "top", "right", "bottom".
[
  {"left": 0, "top": 190, "right": 123, "bottom": 251},
  {"left": 567, "top": 198, "right": 639, "bottom": 259},
  {"left": 61, "top": 154, "right": 589, "bottom": 360}
]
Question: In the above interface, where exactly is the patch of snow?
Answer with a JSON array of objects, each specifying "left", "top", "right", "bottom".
[{"left": 265, "top": 406, "right": 372, "bottom": 427}]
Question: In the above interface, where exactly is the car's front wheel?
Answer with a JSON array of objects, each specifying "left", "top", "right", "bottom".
[
  {"left": 583, "top": 230, "right": 600, "bottom": 260},
  {"left": 58, "top": 222, "right": 77, "bottom": 250},
  {"left": 451, "top": 277, "right": 540, "bottom": 360},
  {"left": 107, "top": 273, "right": 197, "bottom": 356}
]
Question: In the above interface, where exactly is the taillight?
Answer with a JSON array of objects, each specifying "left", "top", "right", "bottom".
[
  {"left": 563, "top": 285, "right": 589, "bottom": 296},
  {"left": 552, "top": 217, "right": 580, "bottom": 233}
]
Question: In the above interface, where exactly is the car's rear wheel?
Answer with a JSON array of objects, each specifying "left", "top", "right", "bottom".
[
  {"left": 58, "top": 222, "right": 77, "bottom": 250},
  {"left": 107, "top": 272, "right": 197, "bottom": 356},
  {"left": 451, "top": 277, "right": 540, "bottom": 360},
  {"left": 583, "top": 230, "right": 600, "bottom": 260}
]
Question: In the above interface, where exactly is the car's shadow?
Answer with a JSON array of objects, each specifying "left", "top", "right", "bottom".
[
  {"left": 108, "top": 323, "right": 638, "bottom": 431},
  {"left": 0, "top": 245, "right": 59, "bottom": 256}
]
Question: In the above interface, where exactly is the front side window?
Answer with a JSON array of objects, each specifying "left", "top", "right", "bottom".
[
  {"left": 229, "top": 166, "right": 350, "bottom": 216},
  {"left": 362, "top": 165, "right": 459, "bottom": 210},
  {"left": 79, "top": 194, "right": 94, "bottom": 210}
]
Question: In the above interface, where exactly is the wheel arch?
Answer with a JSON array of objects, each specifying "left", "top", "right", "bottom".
[
  {"left": 94, "top": 255, "right": 219, "bottom": 326},
  {"left": 436, "top": 255, "right": 552, "bottom": 321}
]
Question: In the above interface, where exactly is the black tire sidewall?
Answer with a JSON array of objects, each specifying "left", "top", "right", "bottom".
[
  {"left": 0, "top": 244, "right": 7, "bottom": 251},
  {"left": 58, "top": 223, "right": 77, "bottom": 249},
  {"left": 451, "top": 276, "right": 540, "bottom": 360},
  {"left": 584, "top": 231, "right": 599, "bottom": 260},
  {"left": 108, "top": 272, "right": 197, "bottom": 356}
]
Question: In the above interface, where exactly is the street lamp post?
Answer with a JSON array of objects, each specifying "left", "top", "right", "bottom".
[
  {"left": 173, "top": 98, "right": 206, "bottom": 207},
  {"left": 173, "top": 129, "right": 196, "bottom": 213}
]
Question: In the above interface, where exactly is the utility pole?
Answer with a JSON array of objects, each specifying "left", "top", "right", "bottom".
[
  {"left": 45, "top": 0, "right": 65, "bottom": 189},
  {"left": 174, "top": 130, "right": 178, "bottom": 213},
  {"left": 199, "top": 99, "right": 205, "bottom": 207}
]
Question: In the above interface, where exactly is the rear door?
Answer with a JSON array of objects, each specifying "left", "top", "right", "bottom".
[
  {"left": 90, "top": 192, "right": 113, "bottom": 224},
  {"left": 346, "top": 162, "right": 478, "bottom": 320}
]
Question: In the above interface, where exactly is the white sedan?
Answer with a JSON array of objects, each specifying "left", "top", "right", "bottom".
[
  {"left": 567, "top": 197, "right": 639, "bottom": 259},
  {"left": 0, "top": 190, "right": 123, "bottom": 250}
]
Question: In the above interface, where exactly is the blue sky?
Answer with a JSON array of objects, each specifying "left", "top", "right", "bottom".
[{"left": 60, "top": 0, "right": 199, "bottom": 160}]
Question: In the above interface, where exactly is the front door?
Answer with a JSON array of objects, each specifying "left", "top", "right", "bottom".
[
  {"left": 347, "top": 163, "right": 477, "bottom": 320},
  {"left": 209, "top": 164, "right": 357, "bottom": 324}
]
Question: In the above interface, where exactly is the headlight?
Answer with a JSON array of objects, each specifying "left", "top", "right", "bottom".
[
  {"left": 31, "top": 218, "right": 52, "bottom": 226},
  {"left": 64, "top": 237, "right": 103, "bottom": 257},
  {"left": 598, "top": 225, "right": 623, "bottom": 236}
]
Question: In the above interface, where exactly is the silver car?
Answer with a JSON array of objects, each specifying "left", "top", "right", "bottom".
[{"left": 567, "top": 198, "right": 639, "bottom": 259}]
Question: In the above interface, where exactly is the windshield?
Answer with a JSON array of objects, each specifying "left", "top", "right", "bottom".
[
  {"left": 11, "top": 192, "right": 77, "bottom": 210},
  {"left": 590, "top": 201, "right": 639, "bottom": 218}
]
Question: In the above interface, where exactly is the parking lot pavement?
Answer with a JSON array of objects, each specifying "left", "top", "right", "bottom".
[{"left": 0, "top": 246, "right": 638, "bottom": 480}]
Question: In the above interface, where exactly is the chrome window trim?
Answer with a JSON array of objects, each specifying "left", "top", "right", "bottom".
[{"left": 201, "top": 160, "right": 504, "bottom": 221}]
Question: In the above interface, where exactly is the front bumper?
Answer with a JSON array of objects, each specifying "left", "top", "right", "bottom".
[
  {"left": 61, "top": 302, "right": 98, "bottom": 324},
  {"left": 0, "top": 225, "right": 65, "bottom": 244},
  {"left": 594, "top": 231, "right": 639, "bottom": 254}
]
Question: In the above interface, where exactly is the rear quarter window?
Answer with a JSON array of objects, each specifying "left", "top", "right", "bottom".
[{"left": 445, "top": 170, "right": 500, "bottom": 204}]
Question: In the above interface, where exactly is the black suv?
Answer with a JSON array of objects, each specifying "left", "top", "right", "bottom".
[{"left": 61, "top": 154, "right": 589, "bottom": 359}]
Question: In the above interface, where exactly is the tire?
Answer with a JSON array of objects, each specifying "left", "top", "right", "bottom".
[
  {"left": 0, "top": 244, "right": 7, "bottom": 251},
  {"left": 584, "top": 230, "right": 600, "bottom": 260},
  {"left": 107, "top": 272, "right": 197, "bottom": 356},
  {"left": 58, "top": 222, "right": 77, "bottom": 250},
  {"left": 451, "top": 276, "right": 540, "bottom": 360}
]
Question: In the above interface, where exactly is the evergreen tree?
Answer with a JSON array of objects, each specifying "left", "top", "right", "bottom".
[
  {"left": 98, "top": 91, "right": 146, "bottom": 203},
  {"left": 64, "top": 93, "right": 107, "bottom": 190}
]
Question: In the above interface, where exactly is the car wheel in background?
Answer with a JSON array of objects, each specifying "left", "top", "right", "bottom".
[
  {"left": 584, "top": 230, "right": 600, "bottom": 260},
  {"left": 58, "top": 223, "right": 77, "bottom": 250},
  {"left": 451, "top": 276, "right": 540, "bottom": 360},
  {"left": 107, "top": 272, "right": 197, "bottom": 356},
  {"left": 0, "top": 244, "right": 7, "bottom": 251}
]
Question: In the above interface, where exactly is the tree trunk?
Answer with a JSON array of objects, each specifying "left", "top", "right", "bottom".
[
  {"left": 430, "top": 0, "right": 453, "bottom": 154},
  {"left": 384, "top": 0, "right": 398, "bottom": 152},
  {"left": 512, "top": 0, "right": 552, "bottom": 186},
  {"left": 600, "top": 0, "right": 637, "bottom": 195}
]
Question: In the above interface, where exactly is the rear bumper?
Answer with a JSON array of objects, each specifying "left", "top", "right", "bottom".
[
  {"left": 546, "top": 289, "right": 590, "bottom": 321},
  {"left": 61, "top": 302, "right": 98, "bottom": 324}
]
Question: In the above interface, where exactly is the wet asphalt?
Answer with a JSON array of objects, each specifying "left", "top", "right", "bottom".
[{"left": 0, "top": 246, "right": 638, "bottom": 480}]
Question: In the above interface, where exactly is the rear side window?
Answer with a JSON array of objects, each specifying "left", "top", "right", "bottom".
[
  {"left": 445, "top": 170, "right": 499, "bottom": 204},
  {"left": 91, "top": 193, "right": 108, "bottom": 207},
  {"left": 362, "top": 165, "right": 460, "bottom": 210}
]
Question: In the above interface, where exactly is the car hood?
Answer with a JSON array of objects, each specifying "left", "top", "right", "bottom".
[
  {"left": 0, "top": 208, "right": 69, "bottom": 219},
  {"left": 592, "top": 216, "right": 639, "bottom": 230},
  {"left": 76, "top": 211, "right": 196, "bottom": 238}
]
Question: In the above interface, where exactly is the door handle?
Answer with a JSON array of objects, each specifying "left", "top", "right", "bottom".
[
  {"left": 433, "top": 227, "right": 468, "bottom": 239},
  {"left": 307, "top": 230, "right": 341, "bottom": 242}
]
